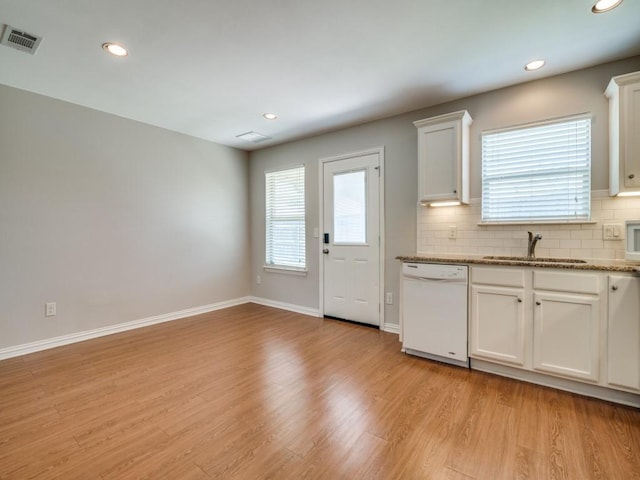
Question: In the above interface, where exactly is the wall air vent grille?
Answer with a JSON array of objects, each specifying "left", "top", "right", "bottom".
[{"left": 1, "top": 25, "right": 42, "bottom": 54}]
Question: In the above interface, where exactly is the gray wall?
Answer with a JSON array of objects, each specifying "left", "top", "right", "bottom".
[
  {"left": 2, "top": 55, "right": 638, "bottom": 348},
  {"left": 249, "top": 56, "right": 640, "bottom": 326},
  {"left": 0, "top": 85, "right": 250, "bottom": 349}
]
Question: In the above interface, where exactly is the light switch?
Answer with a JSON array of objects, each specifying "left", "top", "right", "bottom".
[
  {"left": 613, "top": 225, "right": 622, "bottom": 238},
  {"left": 603, "top": 223, "right": 624, "bottom": 240},
  {"left": 604, "top": 225, "right": 614, "bottom": 239}
]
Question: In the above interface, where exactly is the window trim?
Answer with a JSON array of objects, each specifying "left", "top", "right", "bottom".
[
  {"left": 263, "top": 265, "right": 308, "bottom": 276},
  {"left": 480, "top": 113, "right": 592, "bottom": 224},
  {"left": 264, "top": 164, "right": 306, "bottom": 272},
  {"left": 481, "top": 113, "right": 592, "bottom": 137}
]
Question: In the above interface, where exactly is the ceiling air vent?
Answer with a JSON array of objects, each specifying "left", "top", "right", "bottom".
[
  {"left": 1, "top": 24, "right": 42, "bottom": 54},
  {"left": 236, "top": 131, "right": 272, "bottom": 143}
]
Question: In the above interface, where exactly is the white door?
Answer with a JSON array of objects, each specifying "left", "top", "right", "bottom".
[{"left": 322, "top": 152, "right": 380, "bottom": 326}]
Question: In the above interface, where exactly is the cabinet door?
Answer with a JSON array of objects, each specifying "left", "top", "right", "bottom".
[
  {"left": 533, "top": 292, "right": 599, "bottom": 382},
  {"left": 622, "top": 81, "right": 640, "bottom": 188},
  {"left": 608, "top": 275, "right": 640, "bottom": 391},
  {"left": 470, "top": 285, "right": 526, "bottom": 366},
  {"left": 417, "top": 121, "right": 459, "bottom": 201}
]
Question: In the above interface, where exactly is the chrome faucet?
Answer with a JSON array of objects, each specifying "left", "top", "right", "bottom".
[{"left": 527, "top": 231, "right": 542, "bottom": 258}]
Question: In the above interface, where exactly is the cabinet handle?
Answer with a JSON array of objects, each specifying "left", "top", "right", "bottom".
[
  {"left": 453, "top": 189, "right": 457, "bottom": 194},
  {"left": 536, "top": 301, "right": 541, "bottom": 306},
  {"left": 612, "top": 285, "right": 618, "bottom": 291},
  {"left": 517, "top": 298, "right": 522, "bottom": 303},
  {"left": 629, "top": 173, "right": 636, "bottom": 179}
]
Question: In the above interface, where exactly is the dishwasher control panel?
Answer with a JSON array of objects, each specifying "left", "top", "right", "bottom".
[{"left": 402, "top": 262, "right": 467, "bottom": 280}]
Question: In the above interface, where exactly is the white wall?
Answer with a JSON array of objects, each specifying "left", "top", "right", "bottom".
[
  {"left": 0, "top": 85, "right": 250, "bottom": 349},
  {"left": 249, "top": 56, "right": 640, "bottom": 327}
]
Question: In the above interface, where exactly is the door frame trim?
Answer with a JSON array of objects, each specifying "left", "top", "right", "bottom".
[{"left": 318, "top": 146, "right": 385, "bottom": 329}]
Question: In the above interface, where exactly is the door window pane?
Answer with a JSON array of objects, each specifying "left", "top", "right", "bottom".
[{"left": 334, "top": 170, "right": 366, "bottom": 244}]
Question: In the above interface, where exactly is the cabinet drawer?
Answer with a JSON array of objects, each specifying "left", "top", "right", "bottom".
[
  {"left": 533, "top": 270, "right": 599, "bottom": 294},
  {"left": 471, "top": 267, "right": 525, "bottom": 287}
]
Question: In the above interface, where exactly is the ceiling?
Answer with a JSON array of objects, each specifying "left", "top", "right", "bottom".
[{"left": 1, "top": 0, "right": 639, "bottom": 151}]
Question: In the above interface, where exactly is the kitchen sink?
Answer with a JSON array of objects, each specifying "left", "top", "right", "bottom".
[{"left": 482, "top": 255, "right": 588, "bottom": 264}]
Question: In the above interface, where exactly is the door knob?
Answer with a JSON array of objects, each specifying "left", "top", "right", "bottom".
[
  {"left": 612, "top": 285, "right": 618, "bottom": 291},
  {"left": 323, "top": 248, "right": 330, "bottom": 254}
]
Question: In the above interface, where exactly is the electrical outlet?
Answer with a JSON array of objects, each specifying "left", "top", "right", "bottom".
[
  {"left": 448, "top": 226, "right": 457, "bottom": 239},
  {"left": 256, "top": 275, "right": 262, "bottom": 284},
  {"left": 385, "top": 292, "right": 393, "bottom": 305},
  {"left": 603, "top": 223, "right": 624, "bottom": 240},
  {"left": 45, "top": 302, "right": 56, "bottom": 317}
]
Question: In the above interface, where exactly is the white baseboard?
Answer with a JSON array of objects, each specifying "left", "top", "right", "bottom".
[
  {"left": 248, "top": 297, "right": 399, "bottom": 333},
  {"left": 0, "top": 297, "right": 251, "bottom": 361},
  {"left": 471, "top": 358, "right": 640, "bottom": 408},
  {"left": 382, "top": 323, "right": 400, "bottom": 335},
  {"left": 0, "top": 296, "right": 382, "bottom": 361},
  {"left": 247, "top": 296, "right": 322, "bottom": 318}
]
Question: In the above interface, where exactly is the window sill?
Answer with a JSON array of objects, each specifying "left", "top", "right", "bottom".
[
  {"left": 479, "top": 220, "right": 597, "bottom": 226},
  {"left": 263, "top": 265, "right": 308, "bottom": 277}
]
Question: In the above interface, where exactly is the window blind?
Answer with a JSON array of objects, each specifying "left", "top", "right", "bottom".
[
  {"left": 481, "top": 116, "right": 591, "bottom": 222},
  {"left": 265, "top": 166, "right": 306, "bottom": 268}
]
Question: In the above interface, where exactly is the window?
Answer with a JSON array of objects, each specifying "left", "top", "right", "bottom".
[
  {"left": 481, "top": 115, "right": 591, "bottom": 223},
  {"left": 333, "top": 170, "right": 367, "bottom": 244},
  {"left": 265, "top": 166, "right": 306, "bottom": 269}
]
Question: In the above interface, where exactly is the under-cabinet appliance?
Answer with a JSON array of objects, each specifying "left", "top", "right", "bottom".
[
  {"left": 627, "top": 221, "right": 640, "bottom": 261},
  {"left": 401, "top": 263, "right": 469, "bottom": 368}
]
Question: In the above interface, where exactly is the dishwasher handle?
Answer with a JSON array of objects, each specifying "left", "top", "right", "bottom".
[{"left": 403, "top": 274, "right": 466, "bottom": 284}]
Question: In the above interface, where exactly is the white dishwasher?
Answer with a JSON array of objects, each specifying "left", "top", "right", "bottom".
[{"left": 401, "top": 263, "right": 469, "bottom": 368}]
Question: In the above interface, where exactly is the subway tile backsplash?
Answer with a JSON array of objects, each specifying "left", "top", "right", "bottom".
[{"left": 417, "top": 190, "right": 640, "bottom": 260}]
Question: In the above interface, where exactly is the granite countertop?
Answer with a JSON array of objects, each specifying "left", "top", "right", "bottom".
[{"left": 396, "top": 254, "right": 640, "bottom": 273}]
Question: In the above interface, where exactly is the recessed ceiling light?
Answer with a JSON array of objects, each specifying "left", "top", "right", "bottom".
[
  {"left": 263, "top": 113, "right": 278, "bottom": 120},
  {"left": 524, "top": 59, "right": 545, "bottom": 71},
  {"left": 592, "top": 0, "right": 623, "bottom": 13},
  {"left": 102, "top": 42, "right": 128, "bottom": 57}
]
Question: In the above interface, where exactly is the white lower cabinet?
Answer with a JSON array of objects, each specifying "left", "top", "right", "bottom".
[
  {"left": 469, "top": 265, "right": 640, "bottom": 404},
  {"left": 607, "top": 275, "right": 640, "bottom": 391},
  {"left": 533, "top": 292, "right": 600, "bottom": 382},
  {"left": 470, "top": 266, "right": 604, "bottom": 384},
  {"left": 470, "top": 285, "right": 525, "bottom": 366}
]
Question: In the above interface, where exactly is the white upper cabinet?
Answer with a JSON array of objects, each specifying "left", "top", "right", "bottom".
[
  {"left": 414, "top": 110, "right": 472, "bottom": 204},
  {"left": 605, "top": 71, "right": 640, "bottom": 196}
]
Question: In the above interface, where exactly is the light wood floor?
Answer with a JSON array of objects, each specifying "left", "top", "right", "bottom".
[{"left": 1, "top": 303, "right": 639, "bottom": 479}]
